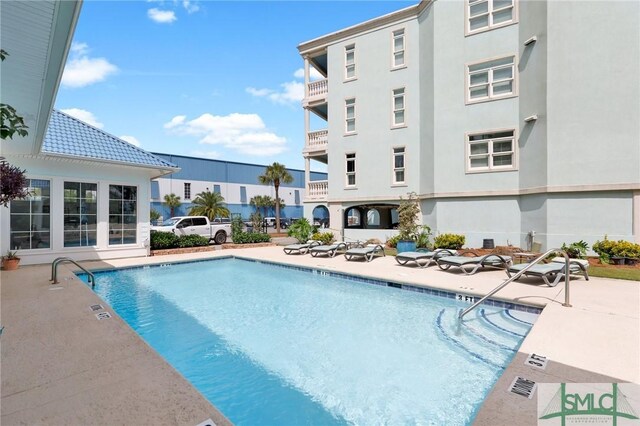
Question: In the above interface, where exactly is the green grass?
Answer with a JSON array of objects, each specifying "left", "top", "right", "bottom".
[{"left": 587, "top": 265, "right": 640, "bottom": 281}]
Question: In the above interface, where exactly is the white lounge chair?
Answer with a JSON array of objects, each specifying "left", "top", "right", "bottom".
[
  {"left": 436, "top": 253, "right": 512, "bottom": 275},
  {"left": 395, "top": 248, "right": 458, "bottom": 268},
  {"left": 310, "top": 242, "right": 349, "bottom": 258},
  {"left": 507, "top": 258, "right": 590, "bottom": 287},
  {"left": 283, "top": 240, "right": 321, "bottom": 255},
  {"left": 344, "top": 244, "right": 386, "bottom": 262}
]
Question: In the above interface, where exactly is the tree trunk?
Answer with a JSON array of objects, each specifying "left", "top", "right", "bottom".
[{"left": 275, "top": 184, "right": 281, "bottom": 233}]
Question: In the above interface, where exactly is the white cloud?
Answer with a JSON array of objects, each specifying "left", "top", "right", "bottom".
[
  {"left": 119, "top": 135, "right": 141, "bottom": 147},
  {"left": 165, "top": 112, "right": 287, "bottom": 156},
  {"left": 246, "top": 80, "right": 304, "bottom": 105},
  {"left": 60, "top": 108, "right": 103, "bottom": 128},
  {"left": 61, "top": 43, "right": 118, "bottom": 88},
  {"left": 182, "top": 0, "right": 199, "bottom": 13},
  {"left": 293, "top": 67, "right": 323, "bottom": 81},
  {"left": 148, "top": 8, "right": 177, "bottom": 23}
]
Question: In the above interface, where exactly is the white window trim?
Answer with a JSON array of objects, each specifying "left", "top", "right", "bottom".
[
  {"left": 392, "top": 88, "right": 406, "bottom": 128},
  {"left": 345, "top": 98, "right": 356, "bottom": 135},
  {"left": 345, "top": 152, "right": 357, "bottom": 188},
  {"left": 107, "top": 183, "right": 139, "bottom": 247},
  {"left": 465, "top": 128, "right": 518, "bottom": 174},
  {"left": 392, "top": 146, "right": 407, "bottom": 185},
  {"left": 391, "top": 28, "right": 406, "bottom": 69},
  {"left": 344, "top": 44, "right": 356, "bottom": 81},
  {"left": 465, "top": 0, "right": 519, "bottom": 36},
  {"left": 9, "top": 177, "right": 53, "bottom": 252},
  {"left": 62, "top": 180, "right": 99, "bottom": 249},
  {"left": 465, "top": 54, "right": 518, "bottom": 105}
]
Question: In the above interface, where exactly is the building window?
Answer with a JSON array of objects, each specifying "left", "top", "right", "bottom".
[
  {"left": 294, "top": 190, "right": 300, "bottom": 205},
  {"left": 345, "top": 44, "right": 356, "bottom": 80},
  {"left": 184, "top": 182, "right": 191, "bottom": 200},
  {"left": 467, "top": 130, "right": 516, "bottom": 172},
  {"left": 345, "top": 208, "right": 361, "bottom": 227},
  {"left": 467, "top": 56, "right": 515, "bottom": 103},
  {"left": 109, "top": 185, "right": 137, "bottom": 245},
  {"left": 345, "top": 98, "right": 356, "bottom": 134},
  {"left": 346, "top": 153, "right": 356, "bottom": 187},
  {"left": 467, "top": 0, "right": 515, "bottom": 34},
  {"left": 9, "top": 179, "right": 50, "bottom": 250},
  {"left": 392, "top": 29, "right": 405, "bottom": 68},
  {"left": 213, "top": 184, "right": 221, "bottom": 194},
  {"left": 240, "top": 186, "right": 247, "bottom": 204},
  {"left": 393, "top": 147, "right": 406, "bottom": 184},
  {"left": 63, "top": 182, "right": 97, "bottom": 247},
  {"left": 392, "top": 88, "right": 405, "bottom": 126}
]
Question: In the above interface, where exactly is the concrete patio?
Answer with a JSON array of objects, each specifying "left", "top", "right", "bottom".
[{"left": 1, "top": 246, "right": 638, "bottom": 425}]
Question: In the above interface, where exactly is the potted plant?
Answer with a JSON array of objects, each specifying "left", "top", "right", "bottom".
[
  {"left": 612, "top": 240, "right": 640, "bottom": 266},
  {"left": 1, "top": 250, "right": 20, "bottom": 271},
  {"left": 396, "top": 192, "right": 420, "bottom": 253}
]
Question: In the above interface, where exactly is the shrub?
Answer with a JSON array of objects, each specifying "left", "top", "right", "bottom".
[
  {"left": 386, "top": 235, "right": 401, "bottom": 248},
  {"left": 231, "top": 216, "right": 245, "bottom": 241},
  {"left": 311, "top": 232, "right": 334, "bottom": 245},
  {"left": 150, "top": 231, "right": 179, "bottom": 250},
  {"left": 434, "top": 233, "right": 465, "bottom": 250},
  {"left": 397, "top": 192, "right": 420, "bottom": 241},
  {"left": 561, "top": 240, "right": 589, "bottom": 259},
  {"left": 593, "top": 236, "right": 616, "bottom": 263},
  {"left": 177, "top": 234, "right": 209, "bottom": 248},
  {"left": 232, "top": 232, "right": 271, "bottom": 244},
  {"left": 611, "top": 240, "right": 640, "bottom": 259},
  {"left": 415, "top": 225, "right": 432, "bottom": 249},
  {"left": 250, "top": 212, "right": 263, "bottom": 232},
  {"left": 288, "top": 217, "right": 314, "bottom": 243}
]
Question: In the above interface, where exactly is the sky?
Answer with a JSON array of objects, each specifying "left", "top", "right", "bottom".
[{"left": 54, "top": 0, "right": 415, "bottom": 172}]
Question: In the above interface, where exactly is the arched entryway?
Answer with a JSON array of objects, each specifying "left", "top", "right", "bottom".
[
  {"left": 344, "top": 204, "right": 399, "bottom": 230},
  {"left": 312, "top": 205, "right": 330, "bottom": 228}
]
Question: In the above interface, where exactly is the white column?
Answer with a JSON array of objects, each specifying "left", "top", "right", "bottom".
[
  {"left": 634, "top": 191, "right": 640, "bottom": 243},
  {"left": 304, "top": 156, "right": 310, "bottom": 196},
  {"left": 304, "top": 56, "right": 310, "bottom": 98}
]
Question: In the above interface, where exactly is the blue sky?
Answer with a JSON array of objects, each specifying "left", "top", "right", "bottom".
[{"left": 54, "top": 0, "right": 414, "bottom": 171}]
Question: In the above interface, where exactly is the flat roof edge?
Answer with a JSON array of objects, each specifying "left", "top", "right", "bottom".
[{"left": 298, "top": 0, "right": 430, "bottom": 54}]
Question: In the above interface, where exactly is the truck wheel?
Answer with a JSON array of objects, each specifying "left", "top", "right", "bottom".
[{"left": 214, "top": 231, "right": 227, "bottom": 245}]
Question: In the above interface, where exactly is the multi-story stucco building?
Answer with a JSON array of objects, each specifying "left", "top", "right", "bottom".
[
  {"left": 299, "top": 0, "right": 639, "bottom": 250},
  {"left": 150, "top": 153, "right": 327, "bottom": 221}
]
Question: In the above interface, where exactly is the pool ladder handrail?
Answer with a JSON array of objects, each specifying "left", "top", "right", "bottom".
[
  {"left": 50, "top": 257, "right": 95, "bottom": 288},
  {"left": 458, "top": 249, "right": 572, "bottom": 320}
]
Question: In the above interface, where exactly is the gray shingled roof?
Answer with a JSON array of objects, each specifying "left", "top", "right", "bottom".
[{"left": 42, "top": 110, "right": 177, "bottom": 169}]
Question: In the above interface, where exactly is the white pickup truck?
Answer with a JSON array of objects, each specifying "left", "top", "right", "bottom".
[{"left": 150, "top": 216, "right": 231, "bottom": 244}]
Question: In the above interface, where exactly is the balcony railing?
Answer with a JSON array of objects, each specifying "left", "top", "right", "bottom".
[
  {"left": 307, "top": 79, "right": 328, "bottom": 98},
  {"left": 307, "top": 129, "right": 328, "bottom": 150},
  {"left": 307, "top": 180, "right": 328, "bottom": 200}
]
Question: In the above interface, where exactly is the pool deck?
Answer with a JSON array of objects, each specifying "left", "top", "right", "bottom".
[{"left": 2, "top": 246, "right": 638, "bottom": 425}]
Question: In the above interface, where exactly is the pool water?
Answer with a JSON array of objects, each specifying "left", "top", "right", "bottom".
[{"left": 85, "top": 258, "right": 539, "bottom": 425}]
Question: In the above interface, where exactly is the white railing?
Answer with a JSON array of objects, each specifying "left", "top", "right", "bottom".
[
  {"left": 307, "top": 180, "right": 328, "bottom": 200},
  {"left": 307, "top": 79, "right": 328, "bottom": 98},
  {"left": 307, "top": 129, "right": 328, "bottom": 150}
]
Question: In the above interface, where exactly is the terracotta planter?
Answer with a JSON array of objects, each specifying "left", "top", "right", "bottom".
[{"left": 1, "top": 258, "right": 20, "bottom": 271}]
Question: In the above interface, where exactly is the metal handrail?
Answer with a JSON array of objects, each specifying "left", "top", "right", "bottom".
[
  {"left": 458, "top": 249, "right": 572, "bottom": 320},
  {"left": 50, "top": 257, "right": 96, "bottom": 288}
]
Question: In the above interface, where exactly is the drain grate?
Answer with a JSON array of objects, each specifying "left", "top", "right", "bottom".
[
  {"left": 508, "top": 376, "right": 537, "bottom": 399},
  {"left": 90, "top": 304, "right": 104, "bottom": 312},
  {"left": 95, "top": 312, "right": 112, "bottom": 320}
]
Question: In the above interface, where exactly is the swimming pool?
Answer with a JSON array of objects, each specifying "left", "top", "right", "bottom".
[{"left": 84, "top": 257, "right": 539, "bottom": 425}]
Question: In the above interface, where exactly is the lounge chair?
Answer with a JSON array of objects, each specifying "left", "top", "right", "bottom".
[
  {"left": 436, "top": 253, "right": 512, "bottom": 275},
  {"left": 310, "top": 242, "right": 348, "bottom": 258},
  {"left": 395, "top": 248, "right": 458, "bottom": 268},
  {"left": 344, "top": 244, "right": 386, "bottom": 262},
  {"left": 507, "top": 258, "right": 590, "bottom": 287},
  {"left": 283, "top": 240, "right": 320, "bottom": 255}
]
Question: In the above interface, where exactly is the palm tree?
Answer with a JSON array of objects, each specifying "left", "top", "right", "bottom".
[
  {"left": 250, "top": 195, "right": 274, "bottom": 218},
  {"left": 163, "top": 193, "right": 181, "bottom": 217},
  {"left": 258, "top": 162, "right": 293, "bottom": 233},
  {"left": 188, "top": 191, "right": 230, "bottom": 220}
]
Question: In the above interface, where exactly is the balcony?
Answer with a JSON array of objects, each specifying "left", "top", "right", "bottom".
[
  {"left": 306, "top": 180, "right": 328, "bottom": 201},
  {"left": 305, "top": 129, "right": 328, "bottom": 152},
  {"left": 303, "top": 79, "right": 328, "bottom": 117}
]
